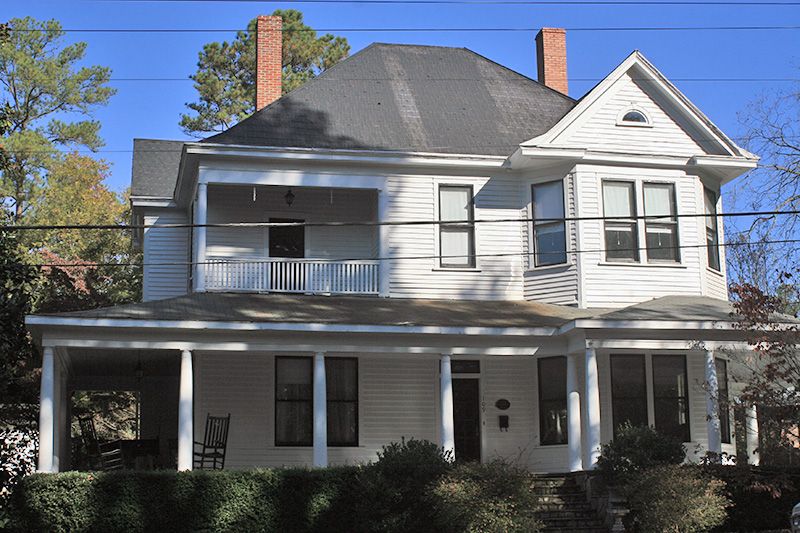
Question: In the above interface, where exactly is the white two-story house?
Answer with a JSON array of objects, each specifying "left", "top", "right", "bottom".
[{"left": 28, "top": 18, "right": 764, "bottom": 474}]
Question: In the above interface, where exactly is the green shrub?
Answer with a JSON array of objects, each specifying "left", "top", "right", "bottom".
[
  {"left": 6, "top": 440, "right": 542, "bottom": 533},
  {"left": 596, "top": 424, "right": 686, "bottom": 484},
  {"left": 625, "top": 465, "right": 729, "bottom": 533},
  {"left": 702, "top": 465, "right": 800, "bottom": 532},
  {"left": 429, "top": 460, "right": 542, "bottom": 533}
]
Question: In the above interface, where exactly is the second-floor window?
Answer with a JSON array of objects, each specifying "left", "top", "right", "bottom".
[
  {"left": 439, "top": 185, "right": 475, "bottom": 268},
  {"left": 532, "top": 180, "right": 567, "bottom": 267},
  {"left": 603, "top": 181, "right": 639, "bottom": 262},
  {"left": 643, "top": 183, "right": 679, "bottom": 262},
  {"left": 705, "top": 188, "right": 721, "bottom": 271}
]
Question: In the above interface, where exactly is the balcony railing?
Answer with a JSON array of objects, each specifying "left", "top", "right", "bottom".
[{"left": 204, "top": 257, "right": 381, "bottom": 295}]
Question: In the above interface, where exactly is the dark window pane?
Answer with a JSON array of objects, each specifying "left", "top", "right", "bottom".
[
  {"left": 652, "top": 355, "right": 690, "bottom": 442},
  {"left": 451, "top": 360, "right": 480, "bottom": 374},
  {"left": 326, "top": 358, "right": 358, "bottom": 446},
  {"left": 538, "top": 357, "right": 568, "bottom": 445},
  {"left": 705, "top": 188, "right": 721, "bottom": 270},
  {"left": 276, "top": 358, "right": 312, "bottom": 401},
  {"left": 611, "top": 355, "right": 648, "bottom": 437},
  {"left": 645, "top": 226, "right": 679, "bottom": 261},
  {"left": 275, "top": 400, "right": 312, "bottom": 446},
  {"left": 716, "top": 359, "right": 731, "bottom": 444},
  {"left": 623, "top": 110, "right": 648, "bottom": 123},
  {"left": 269, "top": 218, "right": 305, "bottom": 258},
  {"left": 535, "top": 224, "right": 567, "bottom": 266},
  {"left": 605, "top": 225, "right": 639, "bottom": 261}
]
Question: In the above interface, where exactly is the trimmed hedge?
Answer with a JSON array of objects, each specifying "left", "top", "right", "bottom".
[{"left": 7, "top": 440, "right": 542, "bottom": 533}]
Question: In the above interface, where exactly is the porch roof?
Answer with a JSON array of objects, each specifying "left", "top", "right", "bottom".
[{"left": 27, "top": 293, "right": 774, "bottom": 330}]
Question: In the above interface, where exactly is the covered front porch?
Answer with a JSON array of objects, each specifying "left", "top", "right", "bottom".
[{"left": 28, "top": 293, "right": 762, "bottom": 473}]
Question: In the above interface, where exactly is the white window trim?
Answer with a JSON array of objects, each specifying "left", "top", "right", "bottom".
[
  {"left": 600, "top": 178, "right": 640, "bottom": 264},
  {"left": 433, "top": 179, "right": 480, "bottom": 270},
  {"left": 528, "top": 176, "right": 571, "bottom": 270},
  {"left": 616, "top": 106, "right": 653, "bottom": 128},
  {"left": 642, "top": 179, "right": 681, "bottom": 265}
]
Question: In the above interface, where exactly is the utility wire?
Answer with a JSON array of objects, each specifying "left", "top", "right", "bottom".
[
  {"left": 3, "top": 209, "right": 800, "bottom": 232},
  {"left": 100, "top": 0, "right": 800, "bottom": 5},
  {"left": 104, "top": 77, "right": 800, "bottom": 82},
  {"left": 16, "top": 237, "right": 800, "bottom": 268},
  {"left": 8, "top": 25, "right": 800, "bottom": 33}
]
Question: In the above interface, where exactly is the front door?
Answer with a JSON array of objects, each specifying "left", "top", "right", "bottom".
[
  {"left": 453, "top": 378, "right": 481, "bottom": 462},
  {"left": 269, "top": 218, "right": 305, "bottom": 258}
]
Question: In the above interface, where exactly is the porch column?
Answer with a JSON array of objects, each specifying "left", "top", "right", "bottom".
[
  {"left": 566, "top": 354, "right": 582, "bottom": 472},
  {"left": 313, "top": 352, "right": 328, "bottom": 467},
  {"left": 440, "top": 354, "right": 455, "bottom": 460},
  {"left": 745, "top": 404, "right": 760, "bottom": 465},
  {"left": 705, "top": 350, "right": 722, "bottom": 455},
  {"left": 584, "top": 347, "right": 601, "bottom": 469},
  {"left": 37, "top": 346, "right": 55, "bottom": 473},
  {"left": 377, "top": 189, "right": 390, "bottom": 297},
  {"left": 193, "top": 182, "right": 208, "bottom": 292},
  {"left": 178, "top": 349, "right": 194, "bottom": 471}
]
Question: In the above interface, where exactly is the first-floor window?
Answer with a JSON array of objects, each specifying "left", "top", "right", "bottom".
[
  {"left": 652, "top": 355, "right": 690, "bottom": 442},
  {"left": 610, "top": 355, "right": 648, "bottom": 438},
  {"left": 439, "top": 185, "right": 475, "bottom": 268},
  {"left": 716, "top": 358, "right": 731, "bottom": 444},
  {"left": 275, "top": 357, "right": 313, "bottom": 446},
  {"left": 603, "top": 181, "right": 639, "bottom": 262},
  {"left": 538, "top": 357, "right": 568, "bottom": 445},
  {"left": 326, "top": 358, "right": 358, "bottom": 446},
  {"left": 275, "top": 357, "right": 359, "bottom": 447},
  {"left": 532, "top": 180, "right": 567, "bottom": 266}
]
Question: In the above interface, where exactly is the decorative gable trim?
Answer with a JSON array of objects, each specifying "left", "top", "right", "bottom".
[{"left": 520, "top": 51, "right": 756, "bottom": 160}]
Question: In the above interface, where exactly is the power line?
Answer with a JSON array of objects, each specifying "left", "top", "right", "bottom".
[
  {"left": 8, "top": 25, "right": 800, "bottom": 33},
  {"left": 100, "top": 0, "right": 800, "bottom": 5},
  {"left": 15, "top": 237, "right": 800, "bottom": 269},
  {"left": 104, "top": 76, "right": 799, "bottom": 82},
  {"left": 4, "top": 209, "right": 800, "bottom": 232}
]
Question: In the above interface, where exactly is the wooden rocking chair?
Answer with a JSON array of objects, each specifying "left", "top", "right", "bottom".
[
  {"left": 194, "top": 413, "right": 231, "bottom": 470},
  {"left": 78, "top": 416, "right": 124, "bottom": 471}
]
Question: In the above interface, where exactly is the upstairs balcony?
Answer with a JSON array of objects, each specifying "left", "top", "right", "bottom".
[{"left": 193, "top": 184, "right": 385, "bottom": 296}]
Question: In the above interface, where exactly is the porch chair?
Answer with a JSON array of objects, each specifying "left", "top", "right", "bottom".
[
  {"left": 194, "top": 413, "right": 231, "bottom": 470},
  {"left": 78, "top": 416, "right": 124, "bottom": 471}
]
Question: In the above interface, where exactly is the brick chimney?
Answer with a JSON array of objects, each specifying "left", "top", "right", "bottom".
[
  {"left": 535, "top": 28, "right": 568, "bottom": 95},
  {"left": 255, "top": 15, "right": 283, "bottom": 111}
]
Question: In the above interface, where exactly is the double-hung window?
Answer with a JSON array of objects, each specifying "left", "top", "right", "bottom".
[
  {"left": 531, "top": 180, "right": 567, "bottom": 267},
  {"left": 715, "top": 358, "right": 731, "bottom": 444},
  {"left": 538, "top": 357, "right": 568, "bottom": 445},
  {"left": 275, "top": 357, "right": 358, "bottom": 447},
  {"left": 644, "top": 183, "right": 679, "bottom": 262},
  {"left": 610, "top": 355, "right": 648, "bottom": 438},
  {"left": 652, "top": 355, "right": 690, "bottom": 442},
  {"left": 603, "top": 181, "right": 639, "bottom": 262},
  {"left": 705, "top": 188, "right": 721, "bottom": 271},
  {"left": 439, "top": 186, "right": 475, "bottom": 268}
]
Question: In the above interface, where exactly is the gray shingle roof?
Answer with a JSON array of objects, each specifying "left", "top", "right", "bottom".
[
  {"left": 34, "top": 292, "right": 592, "bottom": 328},
  {"left": 131, "top": 139, "right": 185, "bottom": 198},
  {"left": 204, "top": 43, "right": 575, "bottom": 156}
]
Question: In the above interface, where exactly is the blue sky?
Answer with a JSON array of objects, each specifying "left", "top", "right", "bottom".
[{"left": 6, "top": 0, "right": 800, "bottom": 194}]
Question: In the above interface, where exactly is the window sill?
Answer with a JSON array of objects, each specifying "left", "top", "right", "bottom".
[
  {"left": 525, "top": 262, "right": 571, "bottom": 274},
  {"left": 597, "top": 261, "right": 687, "bottom": 269},
  {"left": 432, "top": 267, "right": 482, "bottom": 272},
  {"left": 706, "top": 267, "right": 725, "bottom": 277}
]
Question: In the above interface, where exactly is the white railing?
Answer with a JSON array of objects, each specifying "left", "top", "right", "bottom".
[{"left": 204, "top": 257, "right": 381, "bottom": 295}]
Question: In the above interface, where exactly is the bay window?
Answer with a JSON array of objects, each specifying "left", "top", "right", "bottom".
[
  {"left": 602, "top": 181, "right": 639, "bottom": 262},
  {"left": 275, "top": 356, "right": 358, "bottom": 447},
  {"left": 705, "top": 188, "right": 721, "bottom": 271},
  {"left": 531, "top": 180, "right": 567, "bottom": 266},
  {"left": 538, "top": 357, "right": 568, "bottom": 445},
  {"left": 610, "top": 355, "right": 648, "bottom": 438},
  {"left": 652, "top": 355, "right": 690, "bottom": 442},
  {"left": 439, "top": 185, "right": 475, "bottom": 268},
  {"left": 644, "top": 183, "right": 679, "bottom": 262}
]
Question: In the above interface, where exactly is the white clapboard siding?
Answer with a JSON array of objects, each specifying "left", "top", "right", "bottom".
[
  {"left": 386, "top": 174, "right": 524, "bottom": 300},
  {"left": 556, "top": 72, "right": 709, "bottom": 157},
  {"left": 577, "top": 169, "right": 706, "bottom": 308},
  {"left": 195, "top": 352, "right": 438, "bottom": 468},
  {"left": 142, "top": 209, "right": 190, "bottom": 301},
  {"left": 522, "top": 174, "right": 579, "bottom": 305}
]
